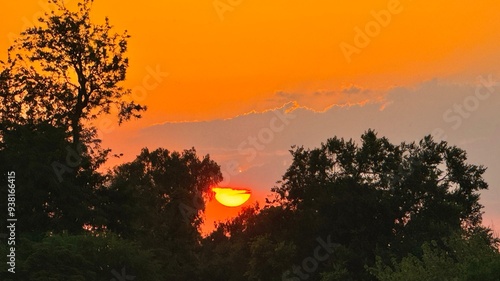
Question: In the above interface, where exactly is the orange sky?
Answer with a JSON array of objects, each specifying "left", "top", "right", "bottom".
[
  {"left": 2, "top": 0, "right": 500, "bottom": 234},
  {"left": 2, "top": 0, "right": 500, "bottom": 124}
]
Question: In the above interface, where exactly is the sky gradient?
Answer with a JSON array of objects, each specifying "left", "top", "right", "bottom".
[{"left": 2, "top": 0, "right": 500, "bottom": 234}]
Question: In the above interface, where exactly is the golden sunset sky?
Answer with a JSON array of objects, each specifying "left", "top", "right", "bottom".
[{"left": 2, "top": 0, "right": 500, "bottom": 233}]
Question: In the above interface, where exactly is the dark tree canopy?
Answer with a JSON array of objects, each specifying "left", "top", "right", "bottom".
[
  {"left": 272, "top": 130, "right": 487, "bottom": 233},
  {"left": 102, "top": 147, "right": 223, "bottom": 237},
  {"left": 100, "top": 147, "right": 223, "bottom": 279}
]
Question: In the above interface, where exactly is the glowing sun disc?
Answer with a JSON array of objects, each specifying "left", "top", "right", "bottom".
[{"left": 213, "top": 187, "right": 251, "bottom": 207}]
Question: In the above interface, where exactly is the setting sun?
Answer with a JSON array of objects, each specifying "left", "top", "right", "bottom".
[{"left": 212, "top": 187, "right": 251, "bottom": 207}]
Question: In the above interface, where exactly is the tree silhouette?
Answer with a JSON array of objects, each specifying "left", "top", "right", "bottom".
[
  {"left": 272, "top": 130, "right": 488, "bottom": 250},
  {"left": 101, "top": 147, "right": 223, "bottom": 279},
  {"left": 0, "top": 0, "right": 145, "bottom": 147},
  {"left": 0, "top": 0, "right": 144, "bottom": 235},
  {"left": 0, "top": 123, "right": 95, "bottom": 234}
]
